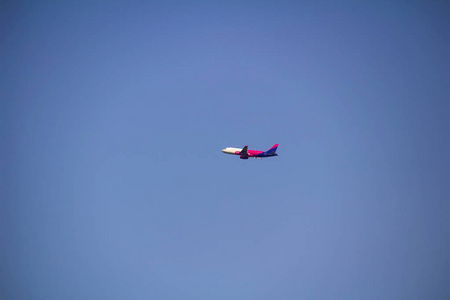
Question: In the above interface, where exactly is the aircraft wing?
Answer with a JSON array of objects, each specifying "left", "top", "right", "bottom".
[{"left": 239, "top": 145, "right": 249, "bottom": 156}]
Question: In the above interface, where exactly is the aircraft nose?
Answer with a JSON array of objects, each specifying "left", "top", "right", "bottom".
[{"left": 222, "top": 149, "right": 226, "bottom": 153}]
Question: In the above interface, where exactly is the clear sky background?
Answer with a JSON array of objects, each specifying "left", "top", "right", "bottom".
[{"left": 1, "top": 1, "right": 450, "bottom": 299}]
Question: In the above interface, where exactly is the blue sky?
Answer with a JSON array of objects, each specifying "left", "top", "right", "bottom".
[{"left": 1, "top": 1, "right": 450, "bottom": 299}]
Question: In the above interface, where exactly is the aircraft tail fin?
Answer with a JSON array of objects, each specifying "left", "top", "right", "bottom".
[{"left": 264, "top": 144, "right": 278, "bottom": 156}]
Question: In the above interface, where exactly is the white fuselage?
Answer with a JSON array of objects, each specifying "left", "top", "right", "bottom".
[{"left": 221, "top": 147, "right": 242, "bottom": 155}]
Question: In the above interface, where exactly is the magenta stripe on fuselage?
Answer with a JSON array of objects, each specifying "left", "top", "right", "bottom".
[{"left": 247, "top": 150, "right": 264, "bottom": 156}]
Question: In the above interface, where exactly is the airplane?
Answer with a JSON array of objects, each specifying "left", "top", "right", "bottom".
[{"left": 222, "top": 144, "right": 279, "bottom": 159}]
